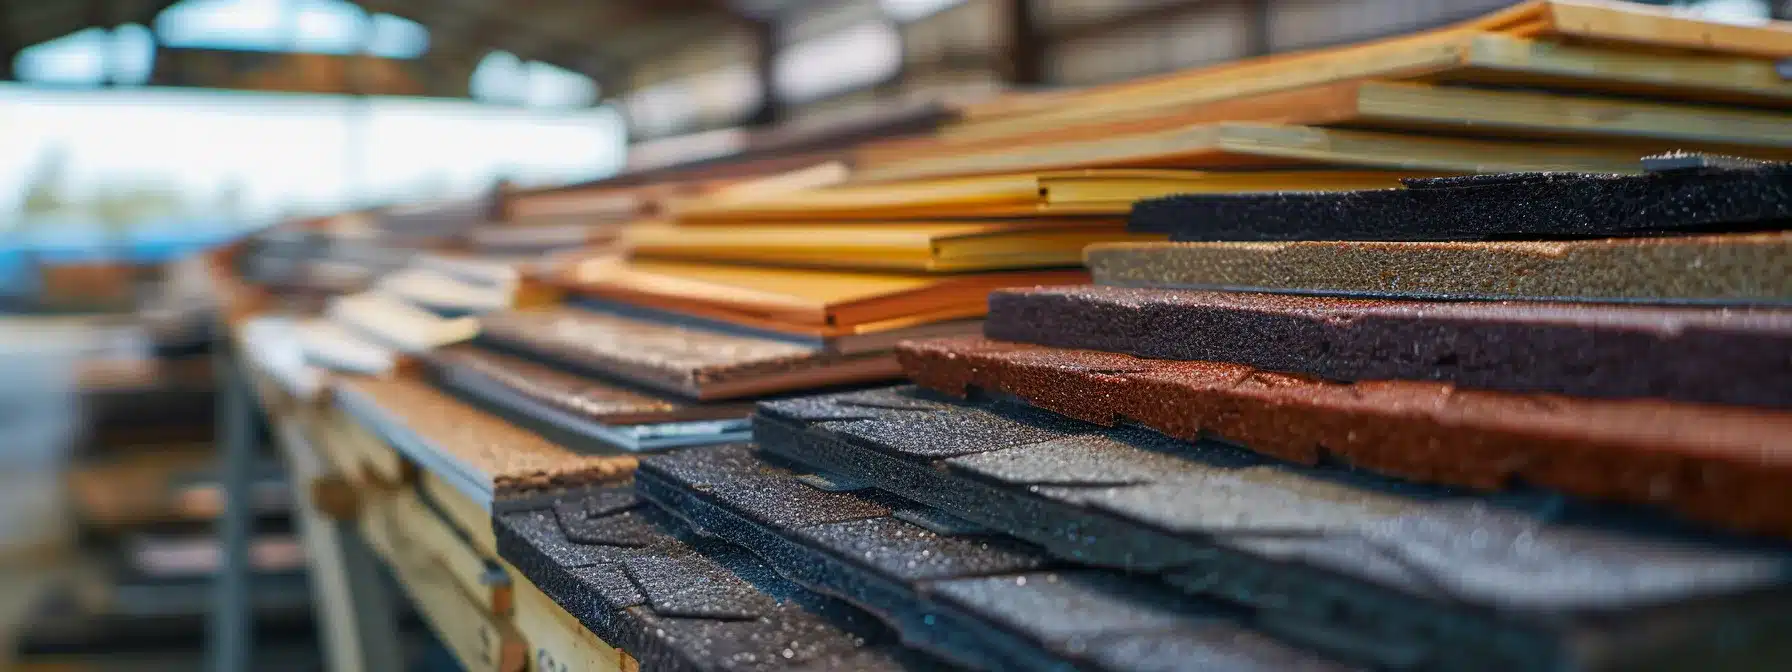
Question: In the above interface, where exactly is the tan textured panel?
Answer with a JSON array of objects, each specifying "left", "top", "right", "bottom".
[
  {"left": 1086, "top": 232, "right": 1792, "bottom": 304},
  {"left": 337, "top": 377, "right": 636, "bottom": 496}
]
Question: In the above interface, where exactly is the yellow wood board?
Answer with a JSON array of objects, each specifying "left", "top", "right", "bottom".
[
  {"left": 674, "top": 169, "right": 1429, "bottom": 221},
  {"left": 956, "top": 0, "right": 1790, "bottom": 122},
  {"left": 942, "top": 32, "right": 1792, "bottom": 145},
  {"left": 1538, "top": 0, "right": 1792, "bottom": 58},
  {"left": 867, "top": 81, "right": 1792, "bottom": 164},
  {"left": 627, "top": 221, "right": 1162, "bottom": 272},
  {"left": 385, "top": 487, "right": 508, "bottom": 616},
  {"left": 424, "top": 469, "right": 500, "bottom": 557},
  {"left": 856, "top": 122, "right": 1647, "bottom": 183},
  {"left": 560, "top": 257, "right": 1087, "bottom": 335},
  {"left": 361, "top": 500, "right": 526, "bottom": 672}
]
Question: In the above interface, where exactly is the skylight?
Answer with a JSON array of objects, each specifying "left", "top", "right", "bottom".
[{"left": 154, "top": 0, "right": 428, "bottom": 57}]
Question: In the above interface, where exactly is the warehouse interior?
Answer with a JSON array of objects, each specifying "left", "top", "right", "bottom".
[{"left": 1, "top": 0, "right": 1789, "bottom": 670}]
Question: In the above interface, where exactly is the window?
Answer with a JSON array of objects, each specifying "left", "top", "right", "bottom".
[
  {"left": 880, "top": 0, "right": 968, "bottom": 23},
  {"left": 13, "top": 29, "right": 112, "bottom": 86},
  {"left": 624, "top": 64, "right": 761, "bottom": 137},
  {"left": 470, "top": 51, "right": 599, "bottom": 108},
  {"left": 156, "top": 0, "right": 367, "bottom": 54},
  {"left": 773, "top": 21, "right": 902, "bottom": 104}
]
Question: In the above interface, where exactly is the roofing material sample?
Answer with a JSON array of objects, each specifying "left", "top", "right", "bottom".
[
  {"left": 326, "top": 290, "right": 481, "bottom": 352},
  {"left": 493, "top": 483, "right": 939, "bottom": 672},
  {"left": 476, "top": 307, "right": 901, "bottom": 401},
  {"left": 1085, "top": 232, "right": 1792, "bottom": 305},
  {"left": 332, "top": 377, "right": 636, "bottom": 504},
  {"left": 853, "top": 122, "right": 1645, "bottom": 183},
  {"left": 554, "top": 257, "right": 1088, "bottom": 337},
  {"left": 674, "top": 170, "right": 1428, "bottom": 221},
  {"left": 375, "top": 267, "right": 514, "bottom": 314},
  {"left": 897, "top": 337, "right": 1792, "bottom": 537},
  {"left": 869, "top": 84, "right": 1792, "bottom": 166},
  {"left": 943, "top": 3, "right": 1792, "bottom": 144},
  {"left": 625, "top": 220, "right": 1160, "bottom": 272},
  {"left": 1129, "top": 160, "right": 1792, "bottom": 242},
  {"left": 568, "top": 297, "right": 984, "bottom": 357},
  {"left": 755, "top": 386, "right": 1792, "bottom": 671},
  {"left": 293, "top": 318, "right": 399, "bottom": 376},
  {"left": 426, "top": 346, "right": 751, "bottom": 452},
  {"left": 635, "top": 444, "right": 1352, "bottom": 672},
  {"left": 984, "top": 285, "right": 1792, "bottom": 408}
]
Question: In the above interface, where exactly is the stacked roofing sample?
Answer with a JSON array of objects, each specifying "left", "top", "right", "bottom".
[
  {"left": 229, "top": 5, "right": 1792, "bottom": 671},
  {"left": 425, "top": 345, "right": 752, "bottom": 452},
  {"left": 862, "top": 1, "right": 1792, "bottom": 182},
  {"left": 1090, "top": 158, "right": 1792, "bottom": 304},
  {"left": 980, "top": 285, "right": 1792, "bottom": 407},
  {"left": 635, "top": 444, "right": 1352, "bottom": 672},
  {"left": 754, "top": 387, "right": 1792, "bottom": 671},
  {"left": 475, "top": 307, "right": 902, "bottom": 400},
  {"left": 492, "top": 482, "right": 944, "bottom": 672},
  {"left": 600, "top": 7, "right": 1792, "bottom": 668},
  {"left": 332, "top": 376, "right": 637, "bottom": 505}
]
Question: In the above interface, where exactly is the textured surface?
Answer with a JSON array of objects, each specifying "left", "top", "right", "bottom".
[
  {"left": 900, "top": 337, "right": 1792, "bottom": 538},
  {"left": 985, "top": 285, "right": 1792, "bottom": 408},
  {"left": 636, "top": 445, "right": 1349, "bottom": 672},
  {"left": 428, "top": 345, "right": 748, "bottom": 424},
  {"left": 477, "top": 307, "right": 898, "bottom": 399},
  {"left": 1129, "top": 164, "right": 1792, "bottom": 241},
  {"left": 1085, "top": 232, "right": 1792, "bottom": 305},
  {"left": 756, "top": 385, "right": 1792, "bottom": 671},
  {"left": 333, "top": 377, "right": 636, "bottom": 497},
  {"left": 493, "top": 481, "right": 938, "bottom": 672}
]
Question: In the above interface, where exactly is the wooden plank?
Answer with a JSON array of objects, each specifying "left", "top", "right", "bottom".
[
  {"left": 271, "top": 418, "right": 376, "bottom": 672},
  {"left": 1540, "top": 0, "right": 1792, "bottom": 58},
  {"left": 361, "top": 494, "right": 526, "bottom": 672},
  {"left": 507, "top": 561, "right": 630, "bottom": 672},
  {"left": 321, "top": 404, "right": 411, "bottom": 489},
  {"left": 1347, "top": 81, "right": 1792, "bottom": 149},
  {"left": 855, "top": 122, "right": 1646, "bottom": 183},
  {"left": 423, "top": 469, "right": 500, "bottom": 557},
  {"left": 864, "top": 80, "right": 1792, "bottom": 164},
  {"left": 945, "top": 30, "right": 1792, "bottom": 143},
  {"left": 1449, "top": 33, "right": 1792, "bottom": 107},
  {"left": 387, "top": 487, "right": 511, "bottom": 616}
]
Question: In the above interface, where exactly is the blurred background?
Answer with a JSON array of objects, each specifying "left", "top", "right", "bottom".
[{"left": 0, "top": 0, "right": 1783, "bottom": 669}]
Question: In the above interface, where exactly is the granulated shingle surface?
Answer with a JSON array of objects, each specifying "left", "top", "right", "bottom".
[
  {"left": 333, "top": 377, "right": 636, "bottom": 498},
  {"left": 1085, "top": 232, "right": 1792, "bottom": 305},
  {"left": 477, "top": 307, "right": 896, "bottom": 400},
  {"left": 1129, "top": 163, "right": 1792, "bottom": 242},
  {"left": 635, "top": 445, "right": 1348, "bottom": 671},
  {"left": 493, "top": 480, "right": 938, "bottom": 671},
  {"left": 755, "top": 385, "right": 1792, "bottom": 671},
  {"left": 984, "top": 285, "right": 1792, "bottom": 408},
  {"left": 898, "top": 337, "right": 1792, "bottom": 538}
]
